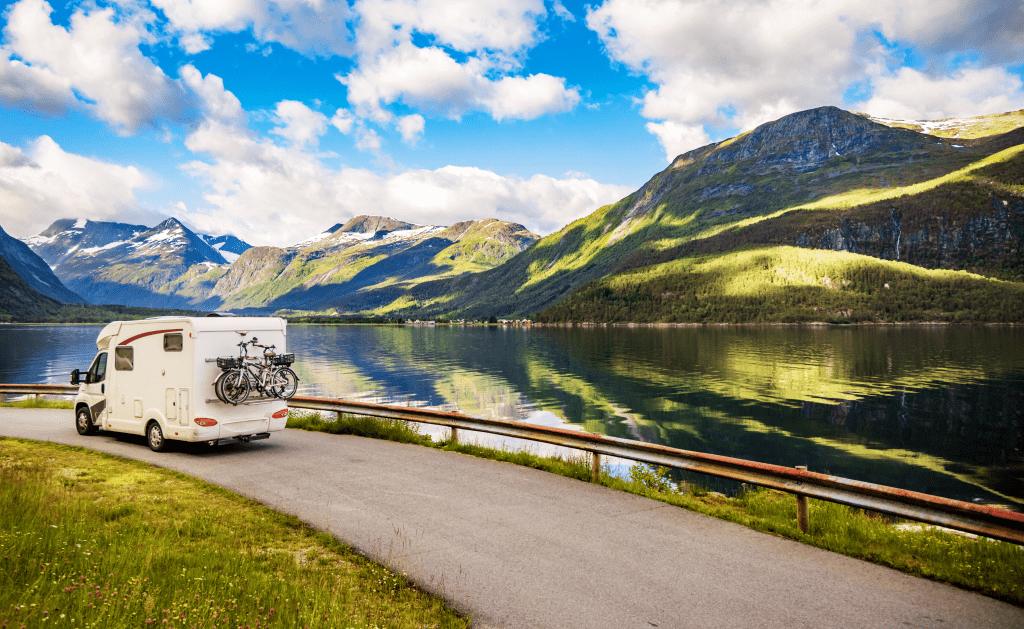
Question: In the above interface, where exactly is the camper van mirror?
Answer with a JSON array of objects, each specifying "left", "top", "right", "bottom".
[{"left": 70, "top": 369, "right": 80, "bottom": 385}]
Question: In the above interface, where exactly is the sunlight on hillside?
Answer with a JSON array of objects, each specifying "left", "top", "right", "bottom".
[
  {"left": 796, "top": 144, "right": 1024, "bottom": 211},
  {"left": 871, "top": 110, "right": 1024, "bottom": 139}
]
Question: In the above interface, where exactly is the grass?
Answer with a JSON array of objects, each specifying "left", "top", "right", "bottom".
[
  {"left": 0, "top": 397, "right": 75, "bottom": 409},
  {"left": 0, "top": 437, "right": 468, "bottom": 629},
  {"left": 286, "top": 410, "right": 1024, "bottom": 606}
]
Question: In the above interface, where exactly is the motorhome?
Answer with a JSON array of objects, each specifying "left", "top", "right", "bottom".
[{"left": 72, "top": 316, "right": 291, "bottom": 451}]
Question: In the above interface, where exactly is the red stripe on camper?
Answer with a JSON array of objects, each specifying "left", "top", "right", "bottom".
[{"left": 118, "top": 328, "right": 183, "bottom": 346}]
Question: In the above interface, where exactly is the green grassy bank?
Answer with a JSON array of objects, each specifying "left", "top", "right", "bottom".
[
  {"left": 0, "top": 438, "right": 467, "bottom": 629},
  {"left": 287, "top": 410, "right": 1024, "bottom": 606}
]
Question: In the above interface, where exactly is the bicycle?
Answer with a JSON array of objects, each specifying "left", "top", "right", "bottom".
[
  {"left": 249, "top": 340, "right": 299, "bottom": 399},
  {"left": 214, "top": 337, "right": 299, "bottom": 405}
]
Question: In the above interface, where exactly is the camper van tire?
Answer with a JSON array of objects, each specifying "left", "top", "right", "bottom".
[
  {"left": 75, "top": 406, "right": 97, "bottom": 436},
  {"left": 147, "top": 421, "right": 168, "bottom": 452}
]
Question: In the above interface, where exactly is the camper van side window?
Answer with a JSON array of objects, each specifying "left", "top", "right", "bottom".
[
  {"left": 114, "top": 346, "right": 134, "bottom": 371},
  {"left": 88, "top": 352, "right": 107, "bottom": 383},
  {"left": 164, "top": 333, "right": 183, "bottom": 352}
]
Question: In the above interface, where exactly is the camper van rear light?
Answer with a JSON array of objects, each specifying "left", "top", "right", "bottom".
[
  {"left": 194, "top": 418, "right": 218, "bottom": 427},
  {"left": 271, "top": 409, "right": 288, "bottom": 420}
]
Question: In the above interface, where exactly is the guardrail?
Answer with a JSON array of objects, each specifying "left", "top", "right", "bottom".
[
  {"left": 0, "top": 384, "right": 78, "bottom": 397},
  {"left": 3, "top": 384, "right": 1022, "bottom": 545},
  {"left": 287, "top": 396, "right": 1024, "bottom": 545}
]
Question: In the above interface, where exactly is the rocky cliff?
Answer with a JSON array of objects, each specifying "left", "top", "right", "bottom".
[{"left": 0, "top": 222, "right": 83, "bottom": 303}]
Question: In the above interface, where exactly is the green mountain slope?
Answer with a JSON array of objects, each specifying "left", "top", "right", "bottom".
[
  {"left": 535, "top": 246, "right": 1024, "bottom": 324},
  {"left": 386, "top": 106, "right": 1023, "bottom": 320},
  {"left": 205, "top": 217, "right": 539, "bottom": 311}
]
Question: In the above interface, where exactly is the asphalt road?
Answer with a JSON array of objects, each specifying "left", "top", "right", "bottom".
[{"left": 2, "top": 407, "right": 1022, "bottom": 629}]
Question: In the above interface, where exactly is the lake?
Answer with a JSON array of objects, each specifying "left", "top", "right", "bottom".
[{"left": 2, "top": 323, "right": 1021, "bottom": 508}]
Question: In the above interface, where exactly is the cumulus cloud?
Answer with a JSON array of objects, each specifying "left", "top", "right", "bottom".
[
  {"left": 0, "top": 47, "right": 78, "bottom": 116},
  {"left": 331, "top": 109, "right": 356, "bottom": 134},
  {"left": 179, "top": 64, "right": 246, "bottom": 125},
  {"left": 270, "top": 100, "right": 329, "bottom": 147},
  {"left": 3, "top": 0, "right": 187, "bottom": 135},
  {"left": 0, "top": 136, "right": 157, "bottom": 237},
  {"left": 335, "top": 0, "right": 579, "bottom": 132},
  {"left": 397, "top": 114, "right": 425, "bottom": 144},
  {"left": 354, "top": 127, "right": 383, "bottom": 153},
  {"left": 178, "top": 120, "right": 631, "bottom": 245},
  {"left": 151, "top": 0, "right": 354, "bottom": 57},
  {"left": 586, "top": 0, "right": 1024, "bottom": 159},
  {"left": 854, "top": 65, "right": 1024, "bottom": 121},
  {"left": 352, "top": 0, "right": 546, "bottom": 58},
  {"left": 645, "top": 121, "right": 711, "bottom": 161},
  {"left": 339, "top": 42, "right": 580, "bottom": 122}
]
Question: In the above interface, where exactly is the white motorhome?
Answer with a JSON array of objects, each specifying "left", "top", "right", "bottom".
[{"left": 72, "top": 316, "right": 291, "bottom": 451}]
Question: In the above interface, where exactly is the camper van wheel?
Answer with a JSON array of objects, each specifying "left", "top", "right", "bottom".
[
  {"left": 75, "top": 407, "right": 97, "bottom": 436},
  {"left": 147, "top": 421, "right": 167, "bottom": 452}
]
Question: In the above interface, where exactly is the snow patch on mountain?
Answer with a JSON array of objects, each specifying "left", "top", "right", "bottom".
[{"left": 80, "top": 241, "right": 126, "bottom": 255}]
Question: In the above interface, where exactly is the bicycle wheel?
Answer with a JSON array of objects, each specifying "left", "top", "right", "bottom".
[
  {"left": 216, "top": 370, "right": 250, "bottom": 405},
  {"left": 269, "top": 367, "right": 298, "bottom": 399}
]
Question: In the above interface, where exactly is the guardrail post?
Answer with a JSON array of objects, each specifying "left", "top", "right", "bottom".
[
  {"left": 450, "top": 427, "right": 458, "bottom": 445},
  {"left": 795, "top": 465, "right": 809, "bottom": 534},
  {"left": 591, "top": 452, "right": 601, "bottom": 483}
]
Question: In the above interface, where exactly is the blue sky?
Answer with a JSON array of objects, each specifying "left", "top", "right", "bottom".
[{"left": 1, "top": 0, "right": 1022, "bottom": 246}]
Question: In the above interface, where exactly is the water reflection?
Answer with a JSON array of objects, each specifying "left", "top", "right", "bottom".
[{"left": 2, "top": 324, "right": 1021, "bottom": 507}]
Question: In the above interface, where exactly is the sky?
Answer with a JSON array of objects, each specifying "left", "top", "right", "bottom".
[{"left": 1, "top": 0, "right": 1022, "bottom": 247}]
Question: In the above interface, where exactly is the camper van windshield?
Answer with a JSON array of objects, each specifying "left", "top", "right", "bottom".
[{"left": 88, "top": 353, "right": 107, "bottom": 384}]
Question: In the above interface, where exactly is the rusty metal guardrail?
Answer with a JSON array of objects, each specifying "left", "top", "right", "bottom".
[
  {"left": 287, "top": 395, "right": 1024, "bottom": 545},
  {"left": 0, "top": 384, "right": 78, "bottom": 397},
  {"left": 3, "top": 384, "right": 1022, "bottom": 545}
]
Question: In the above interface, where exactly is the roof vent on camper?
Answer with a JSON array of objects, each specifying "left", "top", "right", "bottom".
[{"left": 206, "top": 312, "right": 237, "bottom": 317}]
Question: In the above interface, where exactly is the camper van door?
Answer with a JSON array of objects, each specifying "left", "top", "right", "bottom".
[{"left": 82, "top": 351, "right": 108, "bottom": 425}]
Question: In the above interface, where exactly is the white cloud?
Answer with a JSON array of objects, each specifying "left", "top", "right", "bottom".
[
  {"left": 178, "top": 120, "right": 631, "bottom": 245},
  {"left": 552, "top": 1, "right": 575, "bottom": 22},
  {"left": 585, "top": 0, "right": 1024, "bottom": 159},
  {"left": 179, "top": 64, "right": 246, "bottom": 125},
  {"left": 3, "top": 0, "right": 186, "bottom": 135},
  {"left": 270, "top": 100, "right": 329, "bottom": 147},
  {"left": 854, "top": 65, "right": 1024, "bottom": 121},
  {"left": 352, "top": 0, "right": 546, "bottom": 57},
  {"left": 397, "top": 114, "right": 425, "bottom": 144},
  {"left": 339, "top": 42, "right": 580, "bottom": 122},
  {"left": 334, "top": 0, "right": 578, "bottom": 133},
  {"left": 0, "top": 136, "right": 157, "bottom": 237},
  {"left": 151, "top": 0, "right": 354, "bottom": 57},
  {"left": 0, "top": 47, "right": 78, "bottom": 115},
  {"left": 383, "top": 167, "right": 633, "bottom": 235},
  {"left": 331, "top": 109, "right": 356, "bottom": 134},
  {"left": 480, "top": 74, "right": 580, "bottom": 121},
  {"left": 354, "top": 127, "right": 383, "bottom": 153},
  {"left": 645, "top": 121, "right": 711, "bottom": 161}
]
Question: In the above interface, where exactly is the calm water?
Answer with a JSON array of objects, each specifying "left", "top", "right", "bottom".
[{"left": 2, "top": 324, "right": 1021, "bottom": 507}]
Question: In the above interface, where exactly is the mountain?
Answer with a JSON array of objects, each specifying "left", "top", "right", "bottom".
[
  {"left": 203, "top": 216, "right": 539, "bottom": 311},
  {"left": 0, "top": 222, "right": 84, "bottom": 303},
  {"left": 25, "top": 218, "right": 230, "bottom": 308},
  {"left": 0, "top": 251, "right": 62, "bottom": 321},
  {"left": 21, "top": 214, "right": 539, "bottom": 312},
  {"left": 200, "top": 234, "right": 252, "bottom": 263},
  {"left": 386, "top": 106, "right": 1024, "bottom": 321}
]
